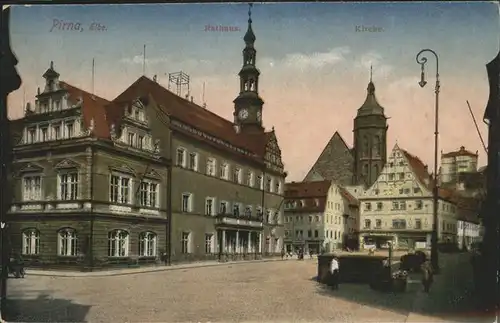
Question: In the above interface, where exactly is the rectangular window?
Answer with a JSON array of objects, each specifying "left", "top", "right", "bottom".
[
  {"left": 392, "top": 201, "right": 399, "bottom": 210},
  {"left": 189, "top": 152, "right": 198, "bottom": 171},
  {"left": 41, "top": 127, "right": 48, "bottom": 141},
  {"left": 205, "top": 234, "right": 213, "bottom": 254},
  {"left": 139, "top": 181, "right": 159, "bottom": 207},
  {"left": 23, "top": 176, "right": 42, "bottom": 201},
  {"left": 257, "top": 175, "right": 263, "bottom": 189},
  {"left": 206, "top": 158, "right": 216, "bottom": 176},
  {"left": 66, "top": 122, "right": 74, "bottom": 138},
  {"left": 399, "top": 201, "right": 407, "bottom": 210},
  {"left": 109, "top": 175, "right": 131, "bottom": 204},
  {"left": 265, "top": 177, "right": 272, "bottom": 192},
  {"left": 399, "top": 173, "right": 405, "bottom": 180},
  {"left": 59, "top": 172, "right": 79, "bottom": 200},
  {"left": 233, "top": 203, "right": 241, "bottom": 217},
  {"left": 219, "top": 201, "right": 228, "bottom": 215},
  {"left": 137, "top": 135, "right": 144, "bottom": 149},
  {"left": 376, "top": 202, "right": 383, "bottom": 210},
  {"left": 392, "top": 219, "right": 407, "bottom": 229},
  {"left": 414, "top": 187, "right": 421, "bottom": 193},
  {"left": 181, "top": 232, "right": 190, "bottom": 254},
  {"left": 314, "top": 230, "right": 319, "bottom": 238},
  {"left": 27, "top": 127, "right": 36, "bottom": 143},
  {"left": 415, "top": 200, "right": 423, "bottom": 210},
  {"left": 364, "top": 219, "right": 371, "bottom": 229},
  {"left": 245, "top": 205, "right": 252, "bottom": 217},
  {"left": 388, "top": 173, "right": 395, "bottom": 181},
  {"left": 220, "top": 163, "right": 228, "bottom": 179},
  {"left": 275, "top": 181, "right": 281, "bottom": 194},
  {"left": 375, "top": 219, "right": 382, "bottom": 228},
  {"left": 182, "top": 193, "right": 192, "bottom": 212},
  {"left": 53, "top": 125, "right": 61, "bottom": 140},
  {"left": 247, "top": 171, "right": 254, "bottom": 186},
  {"left": 176, "top": 148, "right": 186, "bottom": 167},
  {"left": 205, "top": 197, "right": 214, "bottom": 216},
  {"left": 364, "top": 203, "right": 371, "bottom": 211},
  {"left": 233, "top": 167, "right": 241, "bottom": 184},
  {"left": 415, "top": 219, "right": 422, "bottom": 229},
  {"left": 127, "top": 133, "right": 135, "bottom": 146}
]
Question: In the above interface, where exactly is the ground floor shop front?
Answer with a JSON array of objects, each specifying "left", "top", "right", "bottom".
[{"left": 359, "top": 231, "right": 433, "bottom": 250}]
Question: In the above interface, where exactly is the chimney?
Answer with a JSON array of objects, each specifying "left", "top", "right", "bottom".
[
  {"left": 233, "top": 124, "right": 240, "bottom": 133},
  {"left": 424, "top": 165, "right": 428, "bottom": 172},
  {"left": 203, "top": 103, "right": 207, "bottom": 109},
  {"left": 190, "top": 96, "right": 193, "bottom": 103},
  {"left": 153, "top": 75, "right": 157, "bottom": 83}
]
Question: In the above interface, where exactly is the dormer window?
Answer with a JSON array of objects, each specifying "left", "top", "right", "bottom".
[
  {"left": 134, "top": 109, "right": 140, "bottom": 120},
  {"left": 54, "top": 100, "right": 61, "bottom": 111},
  {"left": 66, "top": 122, "right": 74, "bottom": 138}
]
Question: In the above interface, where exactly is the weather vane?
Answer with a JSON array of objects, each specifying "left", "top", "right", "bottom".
[{"left": 248, "top": 3, "right": 253, "bottom": 22}]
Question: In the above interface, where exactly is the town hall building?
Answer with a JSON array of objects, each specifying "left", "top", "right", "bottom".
[{"left": 7, "top": 6, "right": 286, "bottom": 270}]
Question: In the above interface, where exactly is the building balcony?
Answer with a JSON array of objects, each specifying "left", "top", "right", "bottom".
[{"left": 215, "top": 212, "right": 263, "bottom": 228}]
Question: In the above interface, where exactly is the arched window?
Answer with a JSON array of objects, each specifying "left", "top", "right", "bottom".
[
  {"left": 22, "top": 229, "right": 40, "bottom": 255},
  {"left": 108, "top": 230, "right": 129, "bottom": 257},
  {"left": 139, "top": 232, "right": 157, "bottom": 257},
  {"left": 58, "top": 228, "right": 78, "bottom": 256}
]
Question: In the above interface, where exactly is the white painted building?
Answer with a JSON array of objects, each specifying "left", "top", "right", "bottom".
[
  {"left": 353, "top": 145, "right": 459, "bottom": 250},
  {"left": 440, "top": 146, "right": 478, "bottom": 184},
  {"left": 283, "top": 180, "right": 360, "bottom": 253}
]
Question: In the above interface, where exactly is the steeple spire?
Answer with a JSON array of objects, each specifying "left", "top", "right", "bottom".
[
  {"left": 244, "top": 3, "right": 256, "bottom": 45},
  {"left": 370, "top": 65, "right": 373, "bottom": 82},
  {"left": 367, "top": 65, "right": 375, "bottom": 94},
  {"left": 233, "top": 3, "right": 264, "bottom": 134}
]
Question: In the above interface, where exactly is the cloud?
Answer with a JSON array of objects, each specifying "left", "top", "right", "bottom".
[
  {"left": 281, "top": 46, "right": 351, "bottom": 70},
  {"left": 120, "top": 55, "right": 169, "bottom": 65},
  {"left": 356, "top": 51, "right": 393, "bottom": 78}
]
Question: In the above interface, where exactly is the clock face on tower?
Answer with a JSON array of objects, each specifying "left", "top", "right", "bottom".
[
  {"left": 238, "top": 109, "right": 249, "bottom": 120},
  {"left": 257, "top": 111, "right": 262, "bottom": 122}
]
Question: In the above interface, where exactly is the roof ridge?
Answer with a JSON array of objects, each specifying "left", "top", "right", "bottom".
[
  {"left": 139, "top": 76, "right": 237, "bottom": 128},
  {"left": 60, "top": 81, "right": 110, "bottom": 103}
]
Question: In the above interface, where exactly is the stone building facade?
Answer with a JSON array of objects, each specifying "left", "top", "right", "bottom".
[
  {"left": 7, "top": 9, "right": 286, "bottom": 269},
  {"left": 283, "top": 180, "right": 359, "bottom": 253}
]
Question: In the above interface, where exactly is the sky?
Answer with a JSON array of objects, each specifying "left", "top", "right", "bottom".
[{"left": 7, "top": 2, "right": 500, "bottom": 182}]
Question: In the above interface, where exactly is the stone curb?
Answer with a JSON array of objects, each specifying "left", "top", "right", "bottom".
[{"left": 24, "top": 257, "right": 296, "bottom": 278}]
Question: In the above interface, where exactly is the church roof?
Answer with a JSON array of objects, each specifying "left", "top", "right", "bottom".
[
  {"left": 356, "top": 81, "right": 386, "bottom": 117},
  {"left": 303, "top": 131, "right": 354, "bottom": 185}
]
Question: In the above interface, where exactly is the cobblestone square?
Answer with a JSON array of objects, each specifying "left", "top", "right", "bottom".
[{"left": 6, "top": 259, "right": 420, "bottom": 322}]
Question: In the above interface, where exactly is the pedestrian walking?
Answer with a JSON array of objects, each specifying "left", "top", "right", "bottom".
[
  {"left": 281, "top": 248, "right": 285, "bottom": 260},
  {"left": 309, "top": 249, "right": 313, "bottom": 259},
  {"left": 330, "top": 256, "right": 340, "bottom": 290},
  {"left": 421, "top": 260, "right": 433, "bottom": 293}
]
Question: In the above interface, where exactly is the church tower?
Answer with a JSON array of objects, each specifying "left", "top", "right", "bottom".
[
  {"left": 353, "top": 67, "right": 388, "bottom": 187},
  {"left": 233, "top": 4, "right": 264, "bottom": 134}
]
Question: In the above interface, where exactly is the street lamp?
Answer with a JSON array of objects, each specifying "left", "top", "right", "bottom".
[{"left": 416, "top": 48, "right": 440, "bottom": 274}]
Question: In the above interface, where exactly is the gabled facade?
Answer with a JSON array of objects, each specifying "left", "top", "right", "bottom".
[
  {"left": 356, "top": 144, "right": 459, "bottom": 250},
  {"left": 283, "top": 180, "right": 360, "bottom": 253},
  {"left": 8, "top": 7, "right": 286, "bottom": 269},
  {"left": 9, "top": 62, "right": 170, "bottom": 269}
]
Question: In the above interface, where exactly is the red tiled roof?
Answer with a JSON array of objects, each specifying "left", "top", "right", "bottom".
[
  {"left": 442, "top": 146, "right": 478, "bottom": 158},
  {"left": 285, "top": 180, "right": 331, "bottom": 198},
  {"left": 338, "top": 186, "right": 359, "bottom": 207},
  {"left": 108, "top": 76, "right": 271, "bottom": 158},
  {"left": 400, "top": 148, "right": 453, "bottom": 201},
  {"left": 59, "top": 81, "right": 110, "bottom": 139}
]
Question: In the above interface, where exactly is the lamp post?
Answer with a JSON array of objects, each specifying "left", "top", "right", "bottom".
[{"left": 416, "top": 49, "right": 440, "bottom": 273}]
